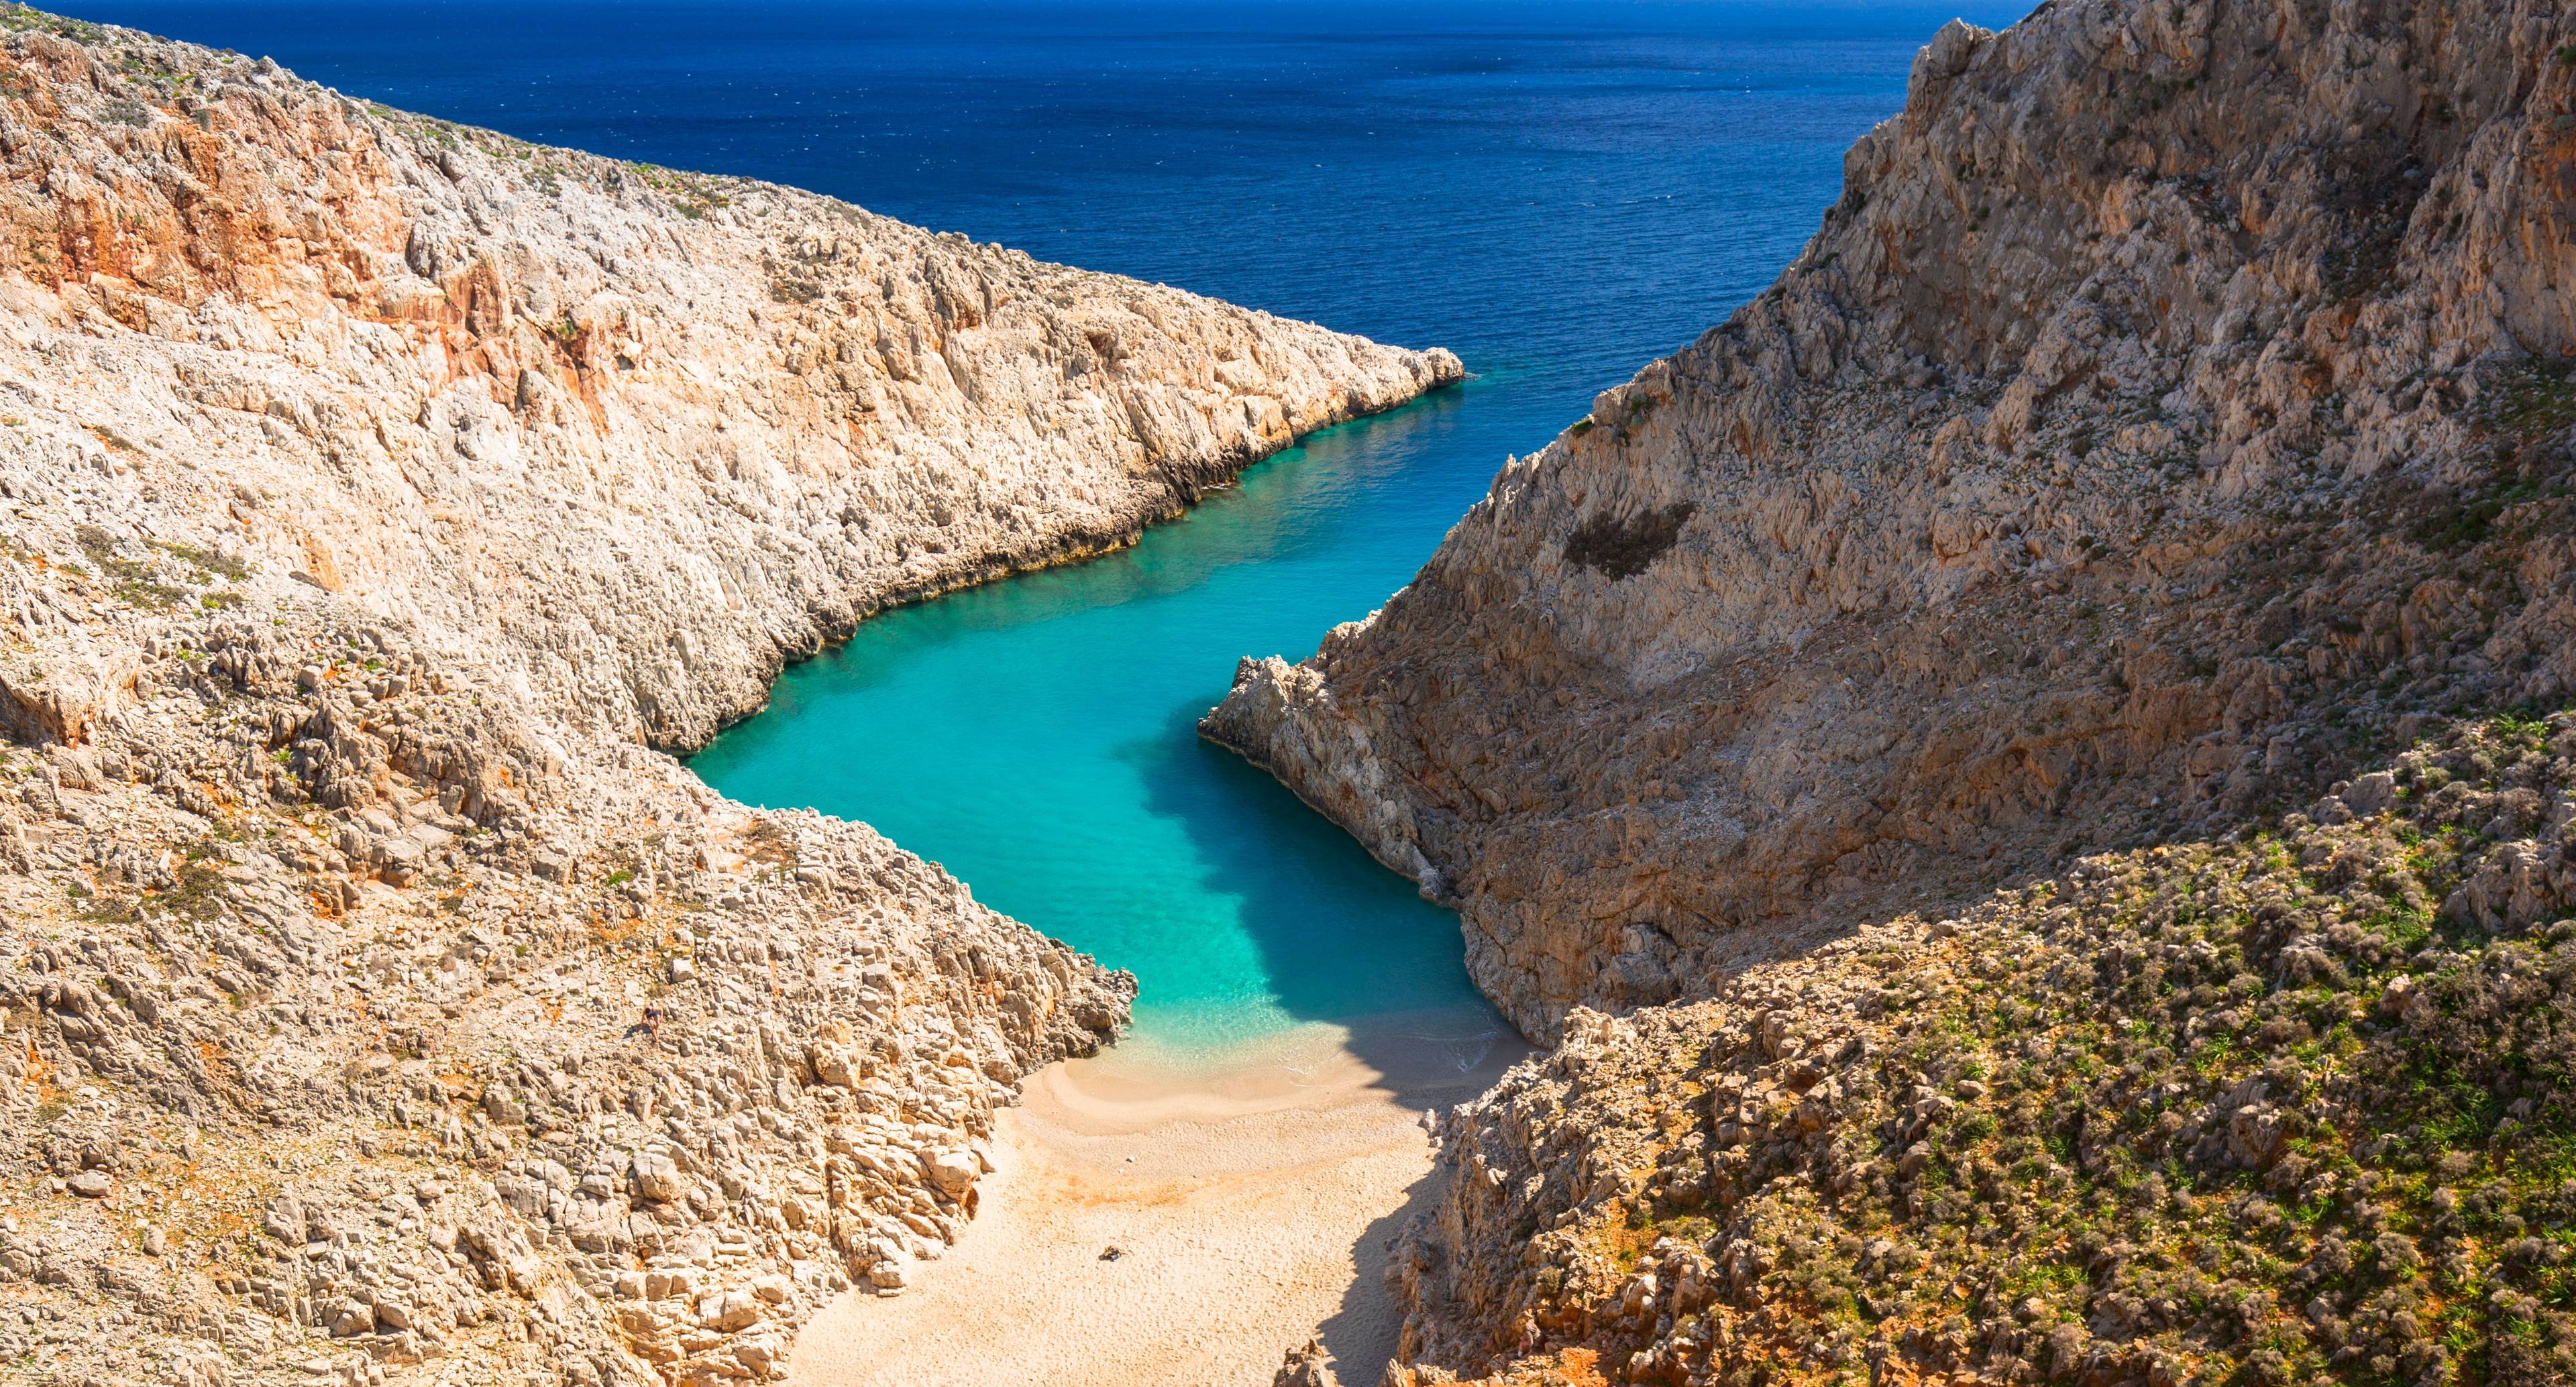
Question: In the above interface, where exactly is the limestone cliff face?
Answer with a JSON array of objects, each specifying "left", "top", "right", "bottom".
[
  {"left": 1210, "top": 0, "right": 2576, "bottom": 1042},
  {"left": 0, "top": 13, "right": 1458, "bottom": 755},
  {"left": 0, "top": 9, "right": 1455, "bottom": 1387}
]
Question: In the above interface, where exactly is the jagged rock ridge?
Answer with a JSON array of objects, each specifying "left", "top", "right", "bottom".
[{"left": 0, "top": 7, "right": 1458, "bottom": 1387}]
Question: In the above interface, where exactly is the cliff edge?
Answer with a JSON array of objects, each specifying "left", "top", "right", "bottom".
[{"left": 0, "top": 7, "right": 1457, "bottom": 1387}]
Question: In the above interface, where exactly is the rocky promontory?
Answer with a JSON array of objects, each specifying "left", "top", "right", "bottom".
[
  {"left": 1211, "top": 0, "right": 2576, "bottom": 1380},
  {"left": 0, "top": 7, "right": 1457, "bottom": 1386}
]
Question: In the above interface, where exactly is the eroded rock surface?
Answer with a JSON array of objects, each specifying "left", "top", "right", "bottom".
[
  {"left": 0, "top": 7, "right": 1456, "bottom": 1386},
  {"left": 1207, "top": 0, "right": 2576, "bottom": 1042}
]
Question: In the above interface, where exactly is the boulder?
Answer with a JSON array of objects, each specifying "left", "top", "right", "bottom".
[
  {"left": 697, "top": 1288, "right": 761, "bottom": 1332},
  {"left": 924, "top": 1150, "right": 979, "bottom": 1197},
  {"left": 633, "top": 1150, "right": 686, "bottom": 1203},
  {"left": 1273, "top": 1337, "right": 1340, "bottom": 1387}
]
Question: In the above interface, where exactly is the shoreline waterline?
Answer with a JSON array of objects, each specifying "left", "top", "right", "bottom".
[{"left": 788, "top": 1013, "right": 1527, "bottom": 1386}]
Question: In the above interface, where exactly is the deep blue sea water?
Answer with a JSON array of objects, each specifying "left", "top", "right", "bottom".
[{"left": 69, "top": 0, "right": 2030, "bottom": 1055}]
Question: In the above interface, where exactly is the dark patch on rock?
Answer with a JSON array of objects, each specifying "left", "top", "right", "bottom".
[{"left": 1563, "top": 503, "right": 1696, "bottom": 580}]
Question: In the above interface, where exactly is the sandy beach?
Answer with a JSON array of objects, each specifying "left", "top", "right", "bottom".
[{"left": 787, "top": 1012, "right": 1523, "bottom": 1387}]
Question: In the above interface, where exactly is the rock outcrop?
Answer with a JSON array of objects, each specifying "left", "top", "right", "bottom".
[
  {"left": 1207, "top": 0, "right": 2576, "bottom": 1042},
  {"left": 0, "top": 7, "right": 1456, "bottom": 1386}
]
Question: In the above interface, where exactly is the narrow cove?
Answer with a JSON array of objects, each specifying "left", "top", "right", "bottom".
[
  {"left": 657, "top": 3, "right": 1960, "bottom": 1080},
  {"left": 89, "top": 3, "right": 2017, "bottom": 1377},
  {"left": 688, "top": 386, "right": 1509, "bottom": 1064},
  {"left": 690, "top": 384, "right": 1545, "bottom": 1386},
  {"left": 617, "top": 13, "right": 1965, "bottom": 1380}
]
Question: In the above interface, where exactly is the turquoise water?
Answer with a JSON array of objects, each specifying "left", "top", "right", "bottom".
[
  {"left": 79, "top": 0, "right": 2029, "bottom": 1054},
  {"left": 691, "top": 391, "right": 1497, "bottom": 1050}
]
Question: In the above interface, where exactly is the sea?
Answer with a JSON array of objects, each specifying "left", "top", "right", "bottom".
[{"left": 67, "top": 0, "right": 2032, "bottom": 1059}]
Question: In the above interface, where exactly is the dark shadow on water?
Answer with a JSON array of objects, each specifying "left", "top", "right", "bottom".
[
  {"left": 1120, "top": 699, "right": 1519, "bottom": 1078},
  {"left": 1122, "top": 700, "right": 1527, "bottom": 1374}
]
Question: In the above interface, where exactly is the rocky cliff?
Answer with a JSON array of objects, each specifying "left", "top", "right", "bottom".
[
  {"left": 1206, "top": 0, "right": 2576, "bottom": 1044},
  {"left": 0, "top": 7, "right": 1457, "bottom": 1387},
  {"left": 1209, "top": 0, "right": 2576, "bottom": 1382}
]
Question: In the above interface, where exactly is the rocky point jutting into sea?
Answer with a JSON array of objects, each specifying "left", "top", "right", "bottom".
[
  {"left": 1212, "top": 0, "right": 2576, "bottom": 1382},
  {"left": 0, "top": 6, "right": 1461, "bottom": 1386}
]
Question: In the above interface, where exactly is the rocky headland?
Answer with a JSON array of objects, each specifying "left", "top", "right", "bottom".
[
  {"left": 1210, "top": 0, "right": 2576, "bottom": 1381},
  {"left": 0, "top": 7, "right": 1458, "bottom": 1386}
]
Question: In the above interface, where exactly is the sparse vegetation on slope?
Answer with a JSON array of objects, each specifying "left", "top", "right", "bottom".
[{"left": 1389, "top": 712, "right": 2576, "bottom": 1387}]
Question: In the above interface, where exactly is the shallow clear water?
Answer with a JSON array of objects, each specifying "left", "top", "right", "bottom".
[{"left": 72, "top": 0, "right": 2029, "bottom": 1053}]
